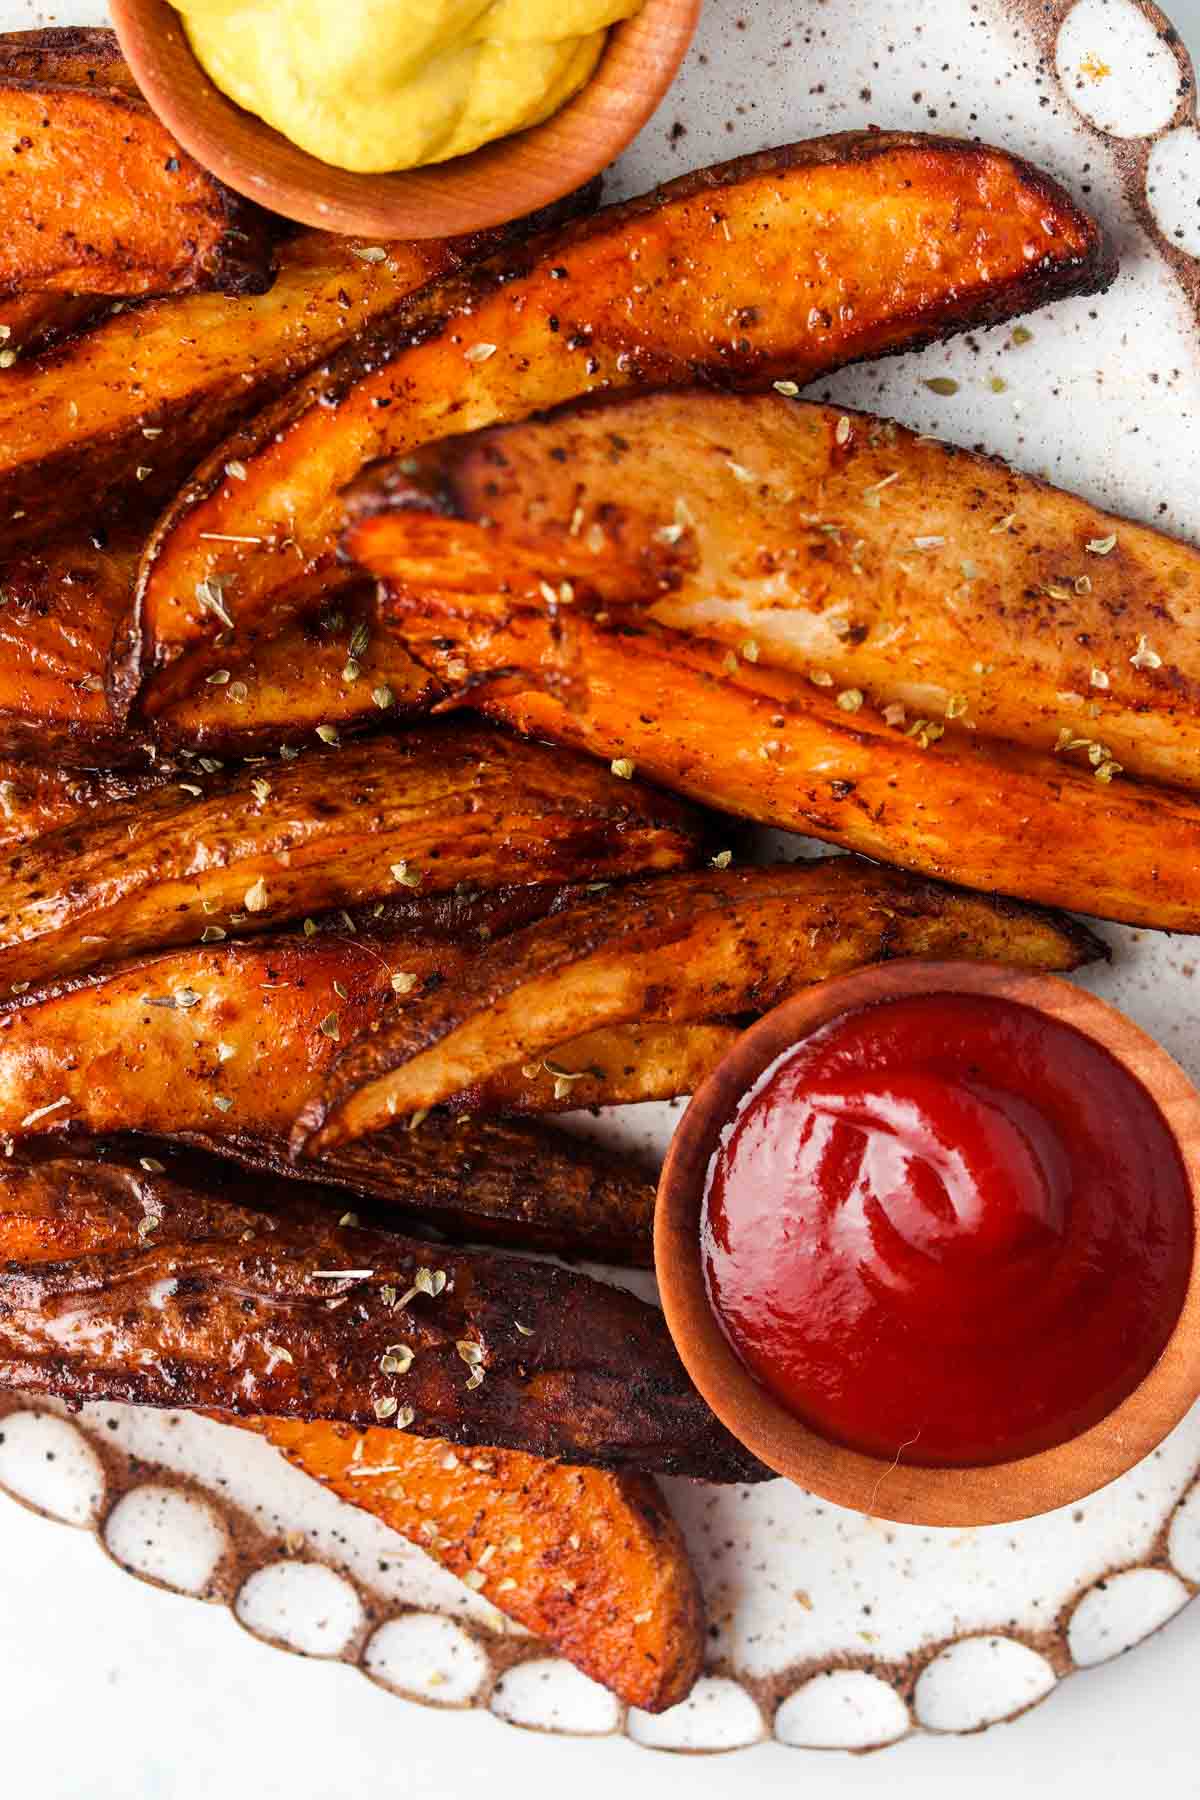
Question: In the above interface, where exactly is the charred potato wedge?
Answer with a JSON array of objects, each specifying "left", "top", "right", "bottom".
[
  {"left": 0, "top": 1132, "right": 703, "bottom": 1707},
  {"left": 185, "top": 1115, "right": 658, "bottom": 1265},
  {"left": 0, "top": 1191, "right": 765, "bottom": 1482},
  {"left": 0, "top": 76, "right": 277, "bottom": 299},
  {"left": 0, "top": 723, "right": 699, "bottom": 986},
  {"left": 297, "top": 860, "right": 1104, "bottom": 1152},
  {"left": 353, "top": 390, "right": 1200, "bottom": 793},
  {"left": 0, "top": 186, "right": 598, "bottom": 556},
  {"left": 127, "top": 131, "right": 1114, "bottom": 715},
  {"left": 378, "top": 581, "right": 1200, "bottom": 933},
  {"left": 0, "top": 27, "right": 140, "bottom": 95}
]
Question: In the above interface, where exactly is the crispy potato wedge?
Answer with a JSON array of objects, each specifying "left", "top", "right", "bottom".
[
  {"left": 297, "top": 860, "right": 1104, "bottom": 1151},
  {"left": 128, "top": 132, "right": 1114, "bottom": 715},
  {"left": 0, "top": 758, "right": 171, "bottom": 852},
  {"left": 0, "top": 187, "right": 598, "bottom": 556},
  {"left": 0, "top": 77, "right": 277, "bottom": 300},
  {"left": 0, "top": 723, "right": 699, "bottom": 986},
  {"left": 0, "top": 924, "right": 728, "bottom": 1147},
  {"left": 0, "top": 293, "right": 104, "bottom": 355},
  {"left": 0, "top": 27, "right": 139, "bottom": 95},
  {"left": 0, "top": 882, "right": 596, "bottom": 1135},
  {"left": 0, "top": 1133, "right": 701, "bottom": 1707},
  {"left": 255, "top": 1421, "right": 701, "bottom": 1709},
  {"left": 379, "top": 584, "right": 1200, "bottom": 933},
  {"left": 184, "top": 1115, "right": 657, "bottom": 1264},
  {"left": 353, "top": 390, "right": 1200, "bottom": 792},
  {"left": 0, "top": 534, "right": 140, "bottom": 761},
  {"left": 152, "top": 584, "right": 439, "bottom": 753},
  {"left": 0, "top": 541, "right": 431, "bottom": 761},
  {"left": 0, "top": 1202, "right": 765, "bottom": 1482}
]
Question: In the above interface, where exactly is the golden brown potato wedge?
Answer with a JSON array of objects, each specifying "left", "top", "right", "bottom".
[
  {"left": 0, "top": 539, "right": 431, "bottom": 762},
  {"left": 378, "top": 582, "right": 1200, "bottom": 933},
  {"left": 0, "top": 1191, "right": 765, "bottom": 1482},
  {"left": 181, "top": 1114, "right": 658, "bottom": 1265},
  {"left": 0, "top": 293, "right": 104, "bottom": 355},
  {"left": 0, "top": 1132, "right": 703, "bottom": 1708},
  {"left": 0, "top": 885, "right": 590, "bottom": 1138},
  {"left": 296, "top": 860, "right": 1104, "bottom": 1152},
  {"left": 0, "top": 77, "right": 277, "bottom": 299},
  {"left": 0, "top": 534, "right": 140, "bottom": 762},
  {"left": 0, "top": 926, "right": 730, "bottom": 1145},
  {"left": 127, "top": 131, "right": 1114, "bottom": 716},
  {"left": 0, "top": 758, "right": 171, "bottom": 851},
  {"left": 256, "top": 1422, "right": 702, "bottom": 1710},
  {"left": 0, "top": 185, "right": 598, "bottom": 555},
  {"left": 353, "top": 390, "right": 1200, "bottom": 792},
  {"left": 0, "top": 723, "right": 699, "bottom": 986},
  {"left": 153, "top": 584, "right": 439, "bottom": 753}
]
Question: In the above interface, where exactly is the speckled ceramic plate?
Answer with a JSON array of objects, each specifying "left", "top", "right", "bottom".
[{"left": 4, "top": 0, "right": 1200, "bottom": 1757}]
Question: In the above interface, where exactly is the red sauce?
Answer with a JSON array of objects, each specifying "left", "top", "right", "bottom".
[{"left": 703, "top": 993, "right": 1193, "bottom": 1467}]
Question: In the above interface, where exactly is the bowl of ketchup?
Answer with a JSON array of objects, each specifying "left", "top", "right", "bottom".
[{"left": 655, "top": 960, "right": 1200, "bottom": 1525}]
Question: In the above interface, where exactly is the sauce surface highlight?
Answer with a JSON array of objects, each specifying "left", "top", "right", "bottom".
[
  {"left": 703, "top": 993, "right": 1193, "bottom": 1467},
  {"left": 172, "top": 0, "right": 643, "bottom": 174}
]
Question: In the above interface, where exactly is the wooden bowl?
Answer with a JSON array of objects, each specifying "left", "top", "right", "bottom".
[
  {"left": 656, "top": 960, "right": 1200, "bottom": 1527},
  {"left": 109, "top": 0, "right": 702, "bottom": 237}
]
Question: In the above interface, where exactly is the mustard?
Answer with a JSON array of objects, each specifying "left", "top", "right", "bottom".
[{"left": 171, "top": 0, "right": 645, "bottom": 174}]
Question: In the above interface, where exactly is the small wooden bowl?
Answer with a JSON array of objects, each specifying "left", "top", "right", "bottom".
[
  {"left": 109, "top": 0, "right": 702, "bottom": 237},
  {"left": 656, "top": 960, "right": 1200, "bottom": 1527}
]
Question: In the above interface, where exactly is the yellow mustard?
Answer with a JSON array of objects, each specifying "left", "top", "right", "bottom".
[{"left": 171, "top": 0, "right": 645, "bottom": 174}]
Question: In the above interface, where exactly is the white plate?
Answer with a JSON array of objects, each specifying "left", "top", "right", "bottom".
[{"left": 3, "top": 0, "right": 1200, "bottom": 1756}]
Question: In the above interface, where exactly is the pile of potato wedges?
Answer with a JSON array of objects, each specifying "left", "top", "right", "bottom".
[{"left": 3, "top": 23, "right": 1195, "bottom": 1712}]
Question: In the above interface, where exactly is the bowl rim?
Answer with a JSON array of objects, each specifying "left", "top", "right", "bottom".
[
  {"left": 109, "top": 0, "right": 703, "bottom": 238},
  {"left": 655, "top": 958, "right": 1200, "bottom": 1526}
]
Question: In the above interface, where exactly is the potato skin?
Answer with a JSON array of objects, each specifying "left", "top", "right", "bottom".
[{"left": 128, "top": 130, "right": 1114, "bottom": 715}]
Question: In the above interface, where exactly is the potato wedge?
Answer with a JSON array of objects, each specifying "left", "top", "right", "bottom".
[
  {"left": 0, "top": 540, "right": 431, "bottom": 761},
  {"left": 352, "top": 390, "right": 1200, "bottom": 793},
  {"left": 0, "top": 883, "right": 598, "bottom": 1137},
  {"left": 153, "top": 584, "right": 439, "bottom": 753},
  {"left": 296, "top": 860, "right": 1104, "bottom": 1152},
  {"left": 127, "top": 131, "right": 1114, "bottom": 715},
  {"left": 0, "top": 724, "right": 699, "bottom": 986},
  {"left": 0, "top": 534, "right": 140, "bottom": 762},
  {"left": 182, "top": 1113, "right": 658, "bottom": 1264},
  {"left": 0, "top": 1205, "right": 765, "bottom": 1482},
  {"left": 0, "top": 293, "right": 104, "bottom": 355},
  {"left": 0, "top": 925, "right": 730, "bottom": 1146},
  {"left": 0, "top": 27, "right": 139, "bottom": 95},
  {"left": 255, "top": 1421, "right": 702, "bottom": 1709},
  {"left": 0, "top": 758, "right": 171, "bottom": 852},
  {"left": 0, "top": 1133, "right": 701, "bottom": 1707},
  {"left": 378, "top": 582, "right": 1200, "bottom": 933},
  {"left": 0, "top": 76, "right": 277, "bottom": 299},
  {"left": 0, "top": 187, "right": 598, "bottom": 556}
]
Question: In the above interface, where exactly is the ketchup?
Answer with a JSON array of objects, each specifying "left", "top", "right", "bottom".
[{"left": 702, "top": 993, "right": 1193, "bottom": 1467}]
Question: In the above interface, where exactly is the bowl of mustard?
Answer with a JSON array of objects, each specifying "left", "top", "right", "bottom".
[{"left": 109, "top": 0, "right": 702, "bottom": 237}]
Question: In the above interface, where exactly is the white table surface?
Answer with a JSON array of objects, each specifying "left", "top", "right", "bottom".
[{"left": 6, "top": 2, "right": 1200, "bottom": 1792}]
